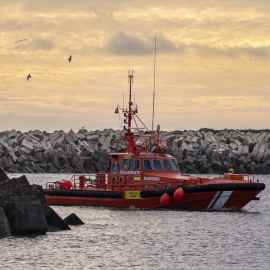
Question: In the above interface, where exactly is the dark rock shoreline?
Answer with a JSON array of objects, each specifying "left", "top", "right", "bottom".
[
  {"left": 1, "top": 128, "right": 270, "bottom": 174},
  {"left": 0, "top": 168, "right": 83, "bottom": 238}
]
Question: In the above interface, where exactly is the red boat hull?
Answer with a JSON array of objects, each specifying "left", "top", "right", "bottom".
[{"left": 45, "top": 189, "right": 261, "bottom": 210}]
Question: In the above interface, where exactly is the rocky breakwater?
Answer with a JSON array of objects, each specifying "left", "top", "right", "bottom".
[
  {"left": 0, "top": 128, "right": 270, "bottom": 174},
  {"left": 165, "top": 128, "right": 270, "bottom": 174},
  {"left": 0, "top": 168, "right": 83, "bottom": 238},
  {"left": 0, "top": 128, "right": 125, "bottom": 174}
]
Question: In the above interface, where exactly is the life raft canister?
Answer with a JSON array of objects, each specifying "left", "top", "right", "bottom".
[{"left": 61, "top": 180, "right": 72, "bottom": 189}]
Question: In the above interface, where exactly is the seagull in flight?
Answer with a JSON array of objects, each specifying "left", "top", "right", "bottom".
[
  {"left": 68, "top": 55, "right": 72, "bottom": 62},
  {"left": 27, "top": 74, "right": 31, "bottom": 80},
  {"left": 15, "top": 39, "right": 27, "bottom": 43}
]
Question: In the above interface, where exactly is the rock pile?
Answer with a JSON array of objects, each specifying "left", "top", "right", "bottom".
[
  {"left": 0, "top": 128, "right": 122, "bottom": 174},
  {"left": 0, "top": 168, "right": 83, "bottom": 238},
  {"left": 1, "top": 128, "right": 270, "bottom": 174},
  {"left": 165, "top": 128, "right": 270, "bottom": 174}
]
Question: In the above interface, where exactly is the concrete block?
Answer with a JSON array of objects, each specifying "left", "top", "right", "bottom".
[
  {"left": 0, "top": 139, "right": 9, "bottom": 152},
  {"left": 213, "top": 139, "right": 220, "bottom": 148},
  {"left": 229, "top": 142, "right": 238, "bottom": 150},
  {"left": 237, "top": 145, "right": 243, "bottom": 155},
  {"left": 68, "top": 130, "right": 78, "bottom": 142},
  {"left": 195, "top": 131, "right": 203, "bottom": 139},
  {"left": 76, "top": 133, "right": 86, "bottom": 140},
  {"left": 20, "top": 139, "right": 34, "bottom": 154},
  {"left": 262, "top": 150, "right": 270, "bottom": 162},
  {"left": 205, "top": 132, "right": 215, "bottom": 143},
  {"left": 235, "top": 130, "right": 246, "bottom": 142},
  {"left": 8, "top": 129, "right": 17, "bottom": 140},
  {"left": 181, "top": 143, "right": 189, "bottom": 156},
  {"left": 256, "top": 131, "right": 268, "bottom": 142},
  {"left": 50, "top": 130, "right": 65, "bottom": 141},
  {"left": 212, "top": 148, "right": 226, "bottom": 157},
  {"left": 101, "top": 136, "right": 112, "bottom": 150},
  {"left": 231, "top": 149, "right": 240, "bottom": 158},
  {"left": 164, "top": 132, "right": 176, "bottom": 141},
  {"left": 234, "top": 139, "right": 242, "bottom": 146},
  {"left": 204, "top": 143, "right": 213, "bottom": 156},
  {"left": 241, "top": 146, "right": 249, "bottom": 155},
  {"left": 8, "top": 150, "right": 17, "bottom": 162},
  {"left": 29, "top": 134, "right": 40, "bottom": 143},
  {"left": 255, "top": 145, "right": 266, "bottom": 162}
]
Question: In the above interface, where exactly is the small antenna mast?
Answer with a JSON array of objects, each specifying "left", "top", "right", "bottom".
[
  {"left": 152, "top": 36, "right": 156, "bottom": 133},
  {"left": 128, "top": 70, "right": 134, "bottom": 134}
]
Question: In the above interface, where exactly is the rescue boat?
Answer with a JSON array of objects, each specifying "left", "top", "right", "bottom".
[{"left": 44, "top": 71, "right": 265, "bottom": 210}]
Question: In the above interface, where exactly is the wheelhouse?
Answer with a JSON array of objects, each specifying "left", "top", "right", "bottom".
[{"left": 109, "top": 152, "right": 181, "bottom": 185}]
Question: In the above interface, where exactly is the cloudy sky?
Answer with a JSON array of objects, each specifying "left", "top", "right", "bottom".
[{"left": 1, "top": 0, "right": 270, "bottom": 133}]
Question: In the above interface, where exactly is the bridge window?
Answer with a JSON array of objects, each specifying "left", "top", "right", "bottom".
[
  {"left": 135, "top": 159, "right": 141, "bottom": 170},
  {"left": 122, "top": 159, "right": 129, "bottom": 170},
  {"left": 152, "top": 159, "right": 163, "bottom": 171},
  {"left": 170, "top": 159, "right": 179, "bottom": 172},
  {"left": 143, "top": 159, "right": 153, "bottom": 171},
  {"left": 163, "top": 159, "right": 172, "bottom": 171},
  {"left": 130, "top": 159, "right": 135, "bottom": 170}
]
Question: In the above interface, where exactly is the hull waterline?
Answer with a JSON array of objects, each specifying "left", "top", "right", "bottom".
[{"left": 45, "top": 182, "right": 264, "bottom": 210}]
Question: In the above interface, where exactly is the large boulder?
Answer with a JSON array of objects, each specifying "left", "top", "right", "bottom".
[
  {"left": 63, "top": 213, "right": 84, "bottom": 225},
  {"left": 31, "top": 184, "right": 47, "bottom": 205},
  {"left": 0, "top": 207, "right": 11, "bottom": 238},
  {"left": 4, "top": 198, "right": 48, "bottom": 235},
  {"left": 0, "top": 173, "right": 48, "bottom": 235},
  {"left": 41, "top": 204, "right": 70, "bottom": 231},
  {"left": 0, "top": 167, "right": 9, "bottom": 182}
]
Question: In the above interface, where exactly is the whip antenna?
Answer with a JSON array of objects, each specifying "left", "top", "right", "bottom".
[{"left": 152, "top": 36, "right": 156, "bottom": 133}]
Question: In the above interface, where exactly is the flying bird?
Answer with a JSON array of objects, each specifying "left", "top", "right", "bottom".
[
  {"left": 68, "top": 55, "right": 72, "bottom": 62},
  {"left": 15, "top": 39, "right": 27, "bottom": 43},
  {"left": 27, "top": 74, "right": 31, "bottom": 80}
]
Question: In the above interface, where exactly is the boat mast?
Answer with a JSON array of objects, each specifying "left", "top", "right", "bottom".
[{"left": 128, "top": 70, "right": 133, "bottom": 136}]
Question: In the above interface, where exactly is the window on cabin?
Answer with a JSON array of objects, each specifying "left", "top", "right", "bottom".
[
  {"left": 170, "top": 159, "right": 179, "bottom": 172},
  {"left": 143, "top": 159, "right": 153, "bottom": 171},
  {"left": 152, "top": 159, "right": 163, "bottom": 171},
  {"left": 135, "top": 159, "right": 141, "bottom": 170},
  {"left": 122, "top": 159, "right": 129, "bottom": 170},
  {"left": 130, "top": 159, "right": 135, "bottom": 170},
  {"left": 163, "top": 159, "right": 172, "bottom": 171}
]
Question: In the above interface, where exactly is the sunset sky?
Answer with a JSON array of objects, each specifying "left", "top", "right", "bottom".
[{"left": 1, "top": 0, "right": 270, "bottom": 133}]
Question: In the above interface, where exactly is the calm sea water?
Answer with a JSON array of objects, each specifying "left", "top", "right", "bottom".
[{"left": 1, "top": 173, "right": 269, "bottom": 270}]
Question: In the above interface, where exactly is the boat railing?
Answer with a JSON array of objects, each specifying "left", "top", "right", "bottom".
[
  {"left": 46, "top": 173, "right": 107, "bottom": 190},
  {"left": 220, "top": 173, "right": 256, "bottom": 182},
  {"left": 46, "top": 173, "right": 189, "bottom": 191},
  {"left": 116, "top": 135, "right": 169, "bottom": 153}
]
